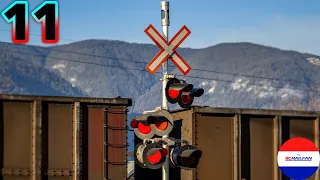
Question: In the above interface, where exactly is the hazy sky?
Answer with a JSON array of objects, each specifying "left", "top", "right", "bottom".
[{"left": 1, "top": 0, "right": 320, "bottom": 55}]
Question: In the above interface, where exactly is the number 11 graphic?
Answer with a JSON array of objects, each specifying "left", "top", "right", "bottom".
[{"left": 1, "top": 1, "right": 59, "bottom": 44}]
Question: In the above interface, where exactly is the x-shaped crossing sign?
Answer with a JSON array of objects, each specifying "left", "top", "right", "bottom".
[{"left": 145, "top": 24, "right": 192, "bottom": 75}]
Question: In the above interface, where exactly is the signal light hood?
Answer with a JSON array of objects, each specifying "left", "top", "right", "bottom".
[
  {"left": 175, "top": 83, "right": 194, "bottom": 92},
  {"left": 147, "top": 115, "right": 173, "bottom": 125},
  {"left": 170, "top": 145, "right": 202, "bottom": 169},
  {"left": 147, "top": 148, "right": 168, "bottom": 157},
  {"left": 181, "top": 149, "right": 202, "bottom": 159},
  {"left": 189, "top": 88, "right": 204, "bottom": 97}
]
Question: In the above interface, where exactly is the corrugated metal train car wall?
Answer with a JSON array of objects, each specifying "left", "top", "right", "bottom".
[
  {"left": 136, "top": 106, "right": 320, "bottom": 180},
  {"left": 0, "top": 94, "right": 131, "bottom": 180}
]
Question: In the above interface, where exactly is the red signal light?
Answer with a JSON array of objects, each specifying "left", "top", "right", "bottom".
[
  {"left": 165, "top": 78, "right": 181, "bottom": 104},
  {"left": 147, "top": 150, "right": 162, "bottom": 164},
  {"left": 147, "top": 148, "right": 168, "bottom": 164},
  {"left": 154, "top": 119, "right": 168, "bottom": 131},
  {"left": 134, "top": 143, "right": 168, "bottom": 169},
  {"left": 168, "top": 89, "right": 180, "bottom": 99},
  {"left": 131, "top": 118, "right": 155, "bottom": 140},
  {"left": 131, "top": 120, "right": 152, "bottom": 134},
  {"left": 137, "top": 122, "right": 151, "bottom": 134}
]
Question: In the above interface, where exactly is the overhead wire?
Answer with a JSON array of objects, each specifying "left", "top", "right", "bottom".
[
  {"left": 0, "top": 28, "right": 78, "bottom": 42},
  {"left": 0, "top": 48, "right": 154, "bottom": 73},
  {"left": 0, "top": 28, "right": 320, "bottom": 87},
  {"left": 0, "top": 48, "right": 320, "bottom": 94}
]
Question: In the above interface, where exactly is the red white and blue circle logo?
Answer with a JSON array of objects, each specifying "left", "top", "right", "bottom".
[{"left": 277, "top": 137, "right": 319, "bottom": 179}]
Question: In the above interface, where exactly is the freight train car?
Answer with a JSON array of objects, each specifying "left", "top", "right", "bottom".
[
  {"left": 134, "top": 106, "right": 319, "bottom": 180},
  {"left": 0, "top": 94, "right": 132, "bottom": 180}
]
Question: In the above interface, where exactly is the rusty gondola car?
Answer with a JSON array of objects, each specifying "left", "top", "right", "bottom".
[{"left": 0, "top": 94, "right": 132, "bottom": 180}]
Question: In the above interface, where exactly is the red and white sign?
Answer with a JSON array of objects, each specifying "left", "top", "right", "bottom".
[{"left": 144, "top": 24, "right": 192, "bottom": 75}]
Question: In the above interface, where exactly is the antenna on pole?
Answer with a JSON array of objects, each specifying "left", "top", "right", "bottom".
[{"left": 160, "top": 1, "right": 170, "bottom": 180}]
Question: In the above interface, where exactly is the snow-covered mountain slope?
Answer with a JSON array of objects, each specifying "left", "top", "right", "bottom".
[{"left": 0, "top": 40, "right": 319, "bottom": 112}]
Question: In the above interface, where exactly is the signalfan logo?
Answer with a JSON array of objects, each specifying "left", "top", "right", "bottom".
[{"left": 285, "top": 156, "right": 313, "bottom": 161}]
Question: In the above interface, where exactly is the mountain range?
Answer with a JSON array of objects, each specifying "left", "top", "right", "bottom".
[
  {"left": 1, "top": 40, "right": 319, "bottom": 113},
  {"left": 2, "top": 39, "right": 320, "bottom": 152}
]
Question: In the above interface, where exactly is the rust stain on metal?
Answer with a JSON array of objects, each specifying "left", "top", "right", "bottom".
[{"left": 87, "top": 107, "right": 104, "bottom": 179}]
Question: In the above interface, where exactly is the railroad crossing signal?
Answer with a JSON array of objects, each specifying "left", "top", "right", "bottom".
[
  {"left": 130, "top": 113, "right": 154, "bottom": 140},
  {"left": 130, "top": 110, "right": 174, "bottom": 139},
  {"left": 131, "top": 110, "right": 202, "bottom": 170},
  {"left": 145, "top": 24, "right": 192, "bottom": 75},
  {"left": 146, "top": 109, "right": 174, "bottom": 136},
  {"left": 139, "top": 1, "right": 202, "bottom": 178},
  {"left": 165, "top": 77, "right": 204, "bottom": 108},
  {"left": 170, "top": 144, "right": 202, "bottom": 169},
  {"left": 134, "top": 142, "right": 168, "bottom": 169}
]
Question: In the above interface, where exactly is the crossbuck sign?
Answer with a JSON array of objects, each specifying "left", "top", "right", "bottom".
[{"left": 145, "top": 24, "right": 191, "bottom": 75}]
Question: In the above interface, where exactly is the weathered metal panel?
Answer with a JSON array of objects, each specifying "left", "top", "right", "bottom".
[
  {"left": 105, "top": 106, "right": 128, "bottom": 180},
  {"left": 194, "top": 113, "right": 237, "bottom": 180},
  {"left": 87, "top": 106, "right": 104, "bottom": 180},
  {"left": 240, "top": 115, "right": 278, "bottom": 180},
  {"left": 0, "top": 94, "right": 131, "bottom": 180},
  {"left": 3, "top": 101, "right": 32, "bottom": 180},
  {"left": 46, "top": 103, "right": 74, "bottom": 180}
]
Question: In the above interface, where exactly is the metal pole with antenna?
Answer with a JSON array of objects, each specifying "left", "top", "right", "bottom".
[{"left": 160, "top": 1, "right": 169, "bottom": 180}]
